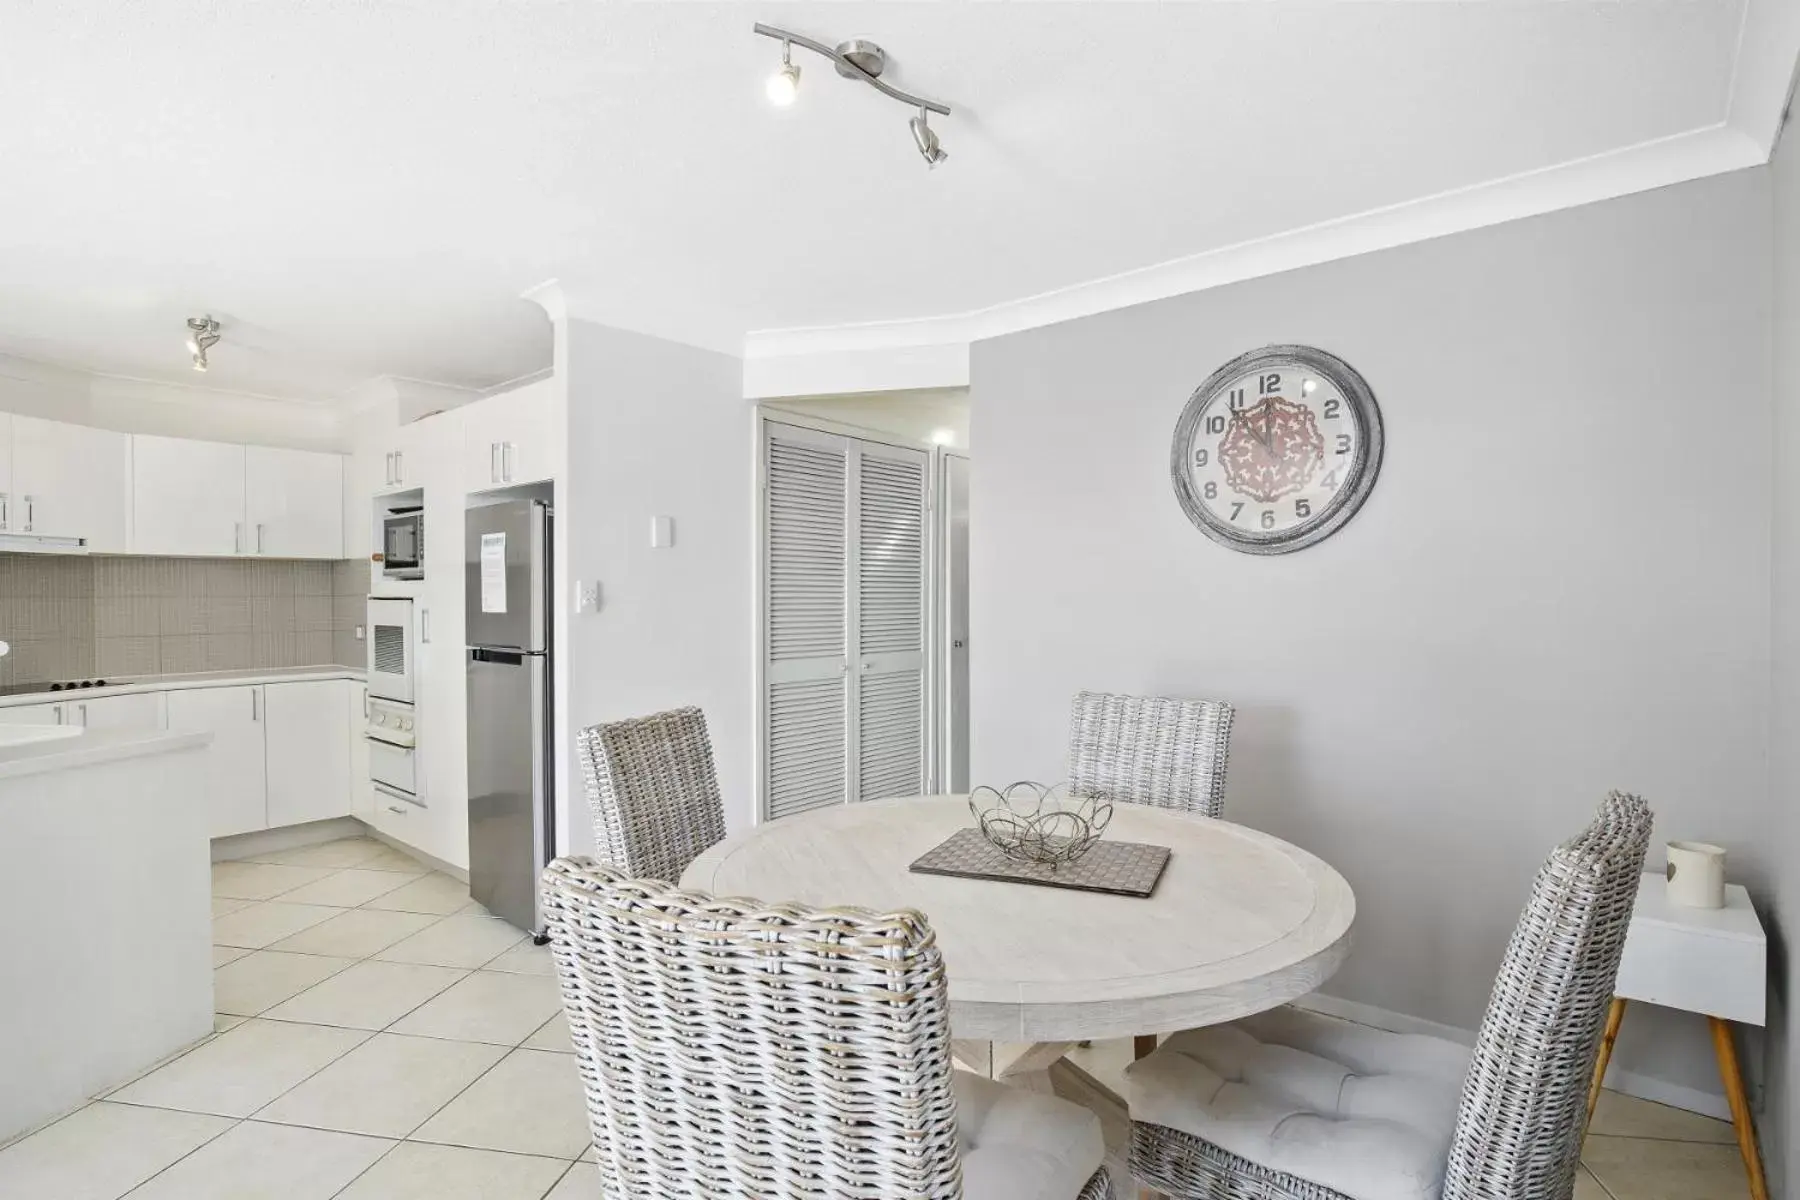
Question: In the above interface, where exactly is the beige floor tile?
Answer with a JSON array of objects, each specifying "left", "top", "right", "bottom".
[
  {"left": 122, "top": 1119, "right": 392, "bottom": 1200},
  {"left": 523, "top": 1010, "right": 573, "bottom": 1054},
  {"left": 362, "top": 871, "right": 472, "bottom": 915},
  {"left": 214, "top": 1014, "right": 247, "bottom": 1033},
  {"left": 262, "top": 960, "right": 470, "bottom": 1030},
  {"left": 277, "top": 868, "right": 420, "bottom": 907},
  {"left": 333, "top": 1139, "right": 570, "bottom": 1199},
  {"left": 390, "top": 970, "right": 564, "bottom": 1046},
  {"left": 0, "top": 1102, "right": 233, "bottom": 1200},
  {"left": 485, "top": 940, "right": 556, "bottom": 976},
  {"left": 1587, "top": 1089, "right": 1735, "bottom": 1144},
  {"left": 268, "top": 907, "right": 440, "bottom": 958},
  {"left": 412, "top": 1048, "right": 592, "bottom": 1159},
  {"left": 375, "top": 914, "right": 526, "bottom": 969},
  {"left": 212, "top": 901, "right": 344, "bottom": 950},
  {"left": 457, "top": 897, "right": 495, "bottom": 917},
  {"left": 210, "top": 861, "right": 337, "bottom": 901},
  {"left": 212, "top": 945, "right": 251, "bottom": 968},
  {"left": 214, "top": 951, "right": 356, "bottom": 1017},
  {"left": 211, "top": 896, "right": 253, "bottom": 918},
  {"left": 1583, "top": 1134, "right": 1752, "bottom": 1200},
  {"left": 246, "top": 838, "right": 390, "bottom": 869},
  {"left": 545, "top": 1162, "right": 601, "bottom": 1199},
  {"left": 1575, "top": 1165, "right": 1610, "bottom": 1199},
  {"left": 109, "top": 1018, "right": 369, "bottom": 1118},
  {"left": 255, "top": 1032, "right": 508, "bottom": 1138}
]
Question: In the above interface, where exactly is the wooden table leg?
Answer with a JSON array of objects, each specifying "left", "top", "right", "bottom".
[
  {"left": 1709, "top": 1016, "right": 1770, "bottom": 1200},
  {"left": 1583, "top": 996, "right": 1626, "bottom": 1144}
]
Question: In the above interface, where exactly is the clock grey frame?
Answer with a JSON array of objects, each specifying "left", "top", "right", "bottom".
[{"left": 1170, "top": 343, "right": 1384, "bottom": 555}]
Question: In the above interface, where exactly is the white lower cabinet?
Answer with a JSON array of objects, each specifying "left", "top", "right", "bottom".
[
  {"left": 69, "top": 692, "right": 165, "bottom": 730},
  {"left": 167, "top": 686, "right": 268, "bottom": 839},
  {"left": 349, "top": 684, "right": 372, "bottom": 822},
  {"left": 264, "top": 680, "right": 351, "bottom": 828}
]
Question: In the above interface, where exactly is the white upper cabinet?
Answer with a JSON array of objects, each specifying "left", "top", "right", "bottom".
[
  {"left": 246, "top": 446, "right": 343, "bottom": 559},
  {"left": 374, "top": 421, "right": 425, "bottom": 494},
  {"left": 130, "top": 435, "right": 248, "bottom": 557},
  {"left": 130, "top": 434, "right": 344, "bottom": 559},
  {"left": 461, "top": 380, "right": 553, "bottom": 492},
  {"left": 11, "top": 417, "right": 130, "bottom": 552}
]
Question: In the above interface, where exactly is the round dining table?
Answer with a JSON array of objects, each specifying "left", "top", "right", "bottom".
[{"left": 681, "top": 794, "right": 1356, "bottom": 1049}]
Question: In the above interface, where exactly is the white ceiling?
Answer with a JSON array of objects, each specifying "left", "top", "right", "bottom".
[{"left": 0, "top": 1, "right": 1777, "bottom": 402}]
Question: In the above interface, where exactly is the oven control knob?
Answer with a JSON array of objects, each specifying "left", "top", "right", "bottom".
[
  {"left": 399, "top": 716, "right": 413, "bottom": 731},
  {"left": 375, "top": 712, "right": 390, "bottom": 726}
]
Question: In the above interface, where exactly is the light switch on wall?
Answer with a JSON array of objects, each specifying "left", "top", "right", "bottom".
[
  {"left": 575, "top": 580, "right": 600, "bottom": 614},
  {"left": 650, "top": 516, "right": 674, "bottom": 549}
]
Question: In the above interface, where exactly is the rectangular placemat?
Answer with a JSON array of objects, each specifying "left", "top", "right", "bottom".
[{"left": 908, "top": 827, "right": 1171, "bottom": 898}]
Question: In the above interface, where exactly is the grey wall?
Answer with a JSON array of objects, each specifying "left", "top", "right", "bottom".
[
  {"left": 970, "top": 169, "right": 1773, "bottom": 1108},
  {"left": 560, "top": 320, "right": 753, "bottom": 850},
  {"left": 0, "top": 554, "right": 366, "bottom": 684},
  {"left": 1768, "top": 112, "right": 1800, "bottom": 1194}
]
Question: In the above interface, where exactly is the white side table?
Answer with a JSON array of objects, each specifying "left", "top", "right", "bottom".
[{"left": 1586, "top": 871, "right": 1767, "bottom": 1200}]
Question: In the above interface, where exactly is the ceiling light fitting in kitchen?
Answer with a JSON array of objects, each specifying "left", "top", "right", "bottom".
[
  {"left": 185, "top": 315, "right": 220, "bottom": 372},
  {"left": 753, "top": 23, "right": 951, "bottom": 169}
]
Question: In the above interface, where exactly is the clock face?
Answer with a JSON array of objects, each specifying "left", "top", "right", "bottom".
[{"left": 1170, "top": 345, "right": 1383, "bottom": 554}]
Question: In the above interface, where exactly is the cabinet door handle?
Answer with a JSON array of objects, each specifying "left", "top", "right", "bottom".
[
  {"left": 250, "top": 689, "right": 259, "bottom": 721},
  {"left": 53, "top": 705, "right": 63, "bottom": 726},
  {"left": 385, "top": 452, "right": 395, "bottom": 486},
  {"left": 387, "top": 804, "right": 407, "bottom": 815},
  {"left": 420, "top": 608, "right": 430, "bottom": 644},
  {"left": 78, "top": 702, "right": 87, "bottom": 727},
  {"left": 234, "top": 523, "right": 243, "bottom": 554},
  {"left": 0, "top": 491, "right": 10, "bottom": 530},
  {"left": 503, "top": 442, "right": 514, "bottom": 482},
  {"left": 256, "top": 523, "right": 265, "bottom": 554},
  {"left": 394, "top": 450, "right": 403, "bottom": 483},
  {"left": 22, "top": 495, "right": 33, "bottom": 532},
  {"left": 491, "top": 442, "right": 500, "bottom": 484}
]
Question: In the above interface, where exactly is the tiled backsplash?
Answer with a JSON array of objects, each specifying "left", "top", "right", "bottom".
[{"left": 0, "top": 554, "right": 369, "bottom": 686}]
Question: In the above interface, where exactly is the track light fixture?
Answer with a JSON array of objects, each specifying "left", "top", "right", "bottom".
[
  {"left": 185, "top": 315, "right": 219, "bottom": 373},
  {"left": 753, "top": 23, "right": 951, "bottom": 169}
]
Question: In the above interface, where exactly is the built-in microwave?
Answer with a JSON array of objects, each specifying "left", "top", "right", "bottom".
[{"left": 382, "top": 508, "right": 424, "bottom": 580}]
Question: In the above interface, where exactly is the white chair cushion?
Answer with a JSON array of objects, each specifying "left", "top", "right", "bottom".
[
  {"left": 955, "top": 1069, "right": 1106, "bottom": 1200},
  {"left": 1124, "top": 1008, "right": 1471, "bottom": 1200}
]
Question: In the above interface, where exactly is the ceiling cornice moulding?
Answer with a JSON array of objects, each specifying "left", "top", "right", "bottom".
[{"left": 741, "top": 122, "right": 1763, "bottom": 400}]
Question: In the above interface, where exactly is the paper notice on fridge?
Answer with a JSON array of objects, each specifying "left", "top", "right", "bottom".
[{"left": 480, "top": 532, "right": 507, "bottom": 613}]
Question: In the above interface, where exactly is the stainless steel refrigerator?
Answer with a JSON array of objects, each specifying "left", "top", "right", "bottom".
[{"left": 465, "top": 499, "right": 553, "bottom": 938}]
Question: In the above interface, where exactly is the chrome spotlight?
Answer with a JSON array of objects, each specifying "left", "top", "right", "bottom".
[
  {"left": 909, "top": 109, "right": 947, "bottom": 169},
  {"left": 185, "top": 315, "right": 220, "bottom": 373}
]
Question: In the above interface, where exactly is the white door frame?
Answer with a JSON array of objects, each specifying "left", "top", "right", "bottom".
[{"left": 753, "top": 408, "right": 942, "bottom": 824}]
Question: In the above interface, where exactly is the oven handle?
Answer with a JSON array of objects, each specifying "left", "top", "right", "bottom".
[
  {"left": 365, "top": 729, "right": 415, "bottom": 750},
  {"left": 372, "top": 782, "right": 421, "bottom": 806}
]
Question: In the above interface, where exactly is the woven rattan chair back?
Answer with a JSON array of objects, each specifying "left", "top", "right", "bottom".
[
  {"left": 1068, "top": 690, "right": 1235, "bottom": 818},
  {"left": 576, "top": 707, "right": 726, "bottom": 883},
  {"left": 540, "top": 857, "right": 962, "bottom": 1199},
  {"left": 1440, "top": 790, "right": 1653, "bottom": 1200}
]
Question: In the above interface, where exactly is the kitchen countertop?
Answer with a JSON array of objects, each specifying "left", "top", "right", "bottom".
[
  {"left": 0, "top": 726, "right": 212, "bottom": 781},
  {"left": 0, "top": 665, "right": 367, "bottom": 710}
]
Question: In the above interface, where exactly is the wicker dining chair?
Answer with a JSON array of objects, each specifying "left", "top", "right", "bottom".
[
  {"left": 1125, "top": 791, "right": 1653, "bottom": 1200},
  {"left": 1068, "top": 691, "right": 1235, "bottom": 818},
  {"left": 576, "top": 706, "right": 726, "bottom": 883},
  {"left": 540, "top": 856, "right": 1112, "bottom": 1200}
]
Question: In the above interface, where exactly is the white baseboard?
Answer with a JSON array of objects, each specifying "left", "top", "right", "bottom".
[
  {"left": 1292, "top": 993, "right": 1733, "bottom": 1123},
  {"left": 358, "top": 820, "right": 468, "bottom": 883}
]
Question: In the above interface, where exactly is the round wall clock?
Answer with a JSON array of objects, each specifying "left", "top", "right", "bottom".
[{"left": 1170, "top": 344, "right": 1384, "bottom": 555}]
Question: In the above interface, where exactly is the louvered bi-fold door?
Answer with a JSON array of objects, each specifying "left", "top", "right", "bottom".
[
  {"left": 850, "top": 444, "right": 928, "bottom": 805},
  {"left": 762, "top": 424, "right": 929, "bottom": 821},
  {"left": 764, "top": 427, "right": 849, "bottom": 821}
]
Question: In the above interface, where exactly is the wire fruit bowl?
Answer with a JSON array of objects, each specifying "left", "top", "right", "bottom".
[{"left": 968, "top": 781, "right": 1113, "bottom": 867}]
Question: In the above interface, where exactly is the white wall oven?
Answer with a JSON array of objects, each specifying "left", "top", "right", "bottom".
[{"left": 367, "top": 597, "right": 416, "bottom": 704}]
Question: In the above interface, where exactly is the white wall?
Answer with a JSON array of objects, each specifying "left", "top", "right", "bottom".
[
  {"left": 969, "top": 169, "right": 1773, "bottom": 1110},
  {"left": 558, "top": 319, "right": 754, "bottom": 849},
  {"left": 1766, "top": 111, "right": 1799, "bottom": 1193},
  {"left": 0, "top": 353, "right": 346, "bottom": 451}
]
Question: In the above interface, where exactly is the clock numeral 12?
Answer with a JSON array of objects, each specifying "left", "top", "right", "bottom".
[{"left": 1258, "top": 373, "right": 1282, "bottom": 395}]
